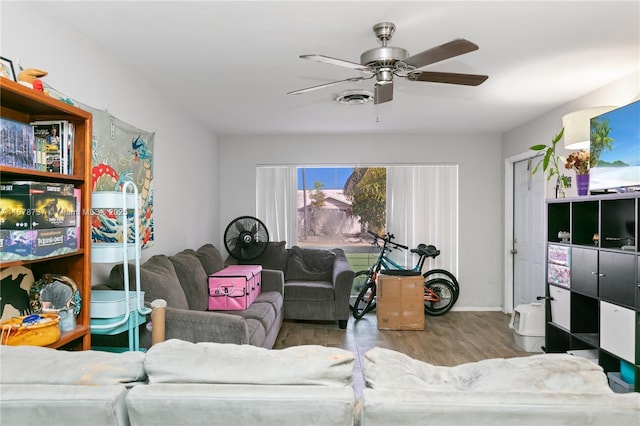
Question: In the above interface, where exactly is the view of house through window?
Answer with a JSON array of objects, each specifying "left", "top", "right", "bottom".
[
  {"left": 256, "top": 164, "right": 459, "bottom": 293},
  {"left": 297, "top": 167, "right": 386, "bottom": 251}
]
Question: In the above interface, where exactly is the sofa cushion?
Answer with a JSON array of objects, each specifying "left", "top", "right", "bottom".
[
  {"left": 237, "top": 241, "right": 288, "bottom": 272},
  {"left": 126, "top": 383, "right": 356, "bottom": 426},
  {"left": 196, "top": 244, "right": 226, "bottom": 275},
  {"left": 169, "top": 249, "right": 209, "bottom": 311},
  {"left": 1, "top": 384, "right": 130, "bottom": 426},
  {"left": 363, "top": 347, "right": 612, "bottom": 394},
  {"left": 0, "top": 345, "right": 146, "bottom": 385},
  {"left": 254, "top": 290, "right": 284, "bottom": 314},
  {"left": 284, "top": 281, "right": 335, "bottom": 301},
  {"left": 224, "top": 300, "right": 277, "bottom": 332},
  {"left": 109, "top": 255, "right": 189, "bottom": 310},
  {"left": 145, "top": 339, "right": 354, "bottom": 386},
  {"left": 285, "top": 246, "right": 335, "bottom": 282}
]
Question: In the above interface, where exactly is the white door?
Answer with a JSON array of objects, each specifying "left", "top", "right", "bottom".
[{"left": 513, "top": 158, "right": 546, "bottom": 307}]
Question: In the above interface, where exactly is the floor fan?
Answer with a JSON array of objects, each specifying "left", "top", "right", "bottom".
[{"left": 224, "top": 216, "right": 269, "bottom": 261}]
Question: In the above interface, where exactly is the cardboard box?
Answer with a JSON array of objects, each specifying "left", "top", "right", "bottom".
[
  {"left": 0, "top": 192, "right": 31, "bottom": 229},
  {"left": 0, "top": 227, "right": 77, "bottom": 260},
  {"left": 377, "top": 274, "right": 425, "bottom": 330},
  {"left": 0, "top": 182, "right": 76, "bottom": 229},
  {"left": 32, "top": 227, "right": 78, "bottom": 258},
  {"left": 0, "top": 230, "right": 35, "bottom": 260},
  {"left": 31, "top": 193, "right": 77, "bottom": 228}
]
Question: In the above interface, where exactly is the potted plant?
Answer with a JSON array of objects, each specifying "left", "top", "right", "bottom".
[
  {"left": 565, "top": 150, "right": 590, "bottom": 195},
  {"left": 529, "top": 128, "right": 569, "bottom": 197}
]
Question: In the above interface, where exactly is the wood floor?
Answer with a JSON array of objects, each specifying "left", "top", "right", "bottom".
[{"left": 274, "top": 311, "right": 530, "bottom": 395}]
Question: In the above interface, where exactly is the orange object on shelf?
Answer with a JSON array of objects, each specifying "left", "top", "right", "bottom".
[{"left": 0, "top": 313, "right": 60, "bottom": 346}]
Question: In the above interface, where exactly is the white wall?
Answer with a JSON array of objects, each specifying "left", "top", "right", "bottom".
[
  {"left": 503, "top": 71, "right": 639, "bottom": 165},
  {"left": 500, "top": 70, "right": 639, "bottom": 311},
  {"left": 1, "top": 3, "right": 220, "bottom": 284},
  {"left": 220, "top": 133, "right": 504, "bottom": 310},
  {"left": 502, "top": 71, "right": 638, "bottom": 203}
]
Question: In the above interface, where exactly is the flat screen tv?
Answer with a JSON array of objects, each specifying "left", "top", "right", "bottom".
[{"left": 589, "top": 100, "right": 640, "bottom": 193}]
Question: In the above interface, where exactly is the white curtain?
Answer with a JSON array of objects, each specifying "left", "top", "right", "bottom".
[
  {"left": 386, "top": 165, "right": 458, "bottom": 275},
  {"left": 256, "top": 166, "right": 297, "bottom": 245}
]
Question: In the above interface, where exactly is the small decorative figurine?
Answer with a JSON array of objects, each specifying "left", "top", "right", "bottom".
[{"left": 17, "top": 68, "right": 48, "bottom": 92}]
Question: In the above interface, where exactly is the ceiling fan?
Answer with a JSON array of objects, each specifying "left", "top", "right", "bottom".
[{"left": 288, "top": 22, "right": 488, "bottom": 104}]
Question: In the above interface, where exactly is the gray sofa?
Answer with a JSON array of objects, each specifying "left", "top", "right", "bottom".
[
  {"left": 360, "top": 347, "right": 640, "bottom": 426},
  {"left": 97, "top": 244, "right": 283, "bottom": 349},
  {"left": 227, "top": 242, "right": 355, "bottom": 329},
  {"left": 0, "top": 340, "right": 357, "bottom": 426},
  {"left": 3, "top": 342, "right": 638, "bottom": 426}
]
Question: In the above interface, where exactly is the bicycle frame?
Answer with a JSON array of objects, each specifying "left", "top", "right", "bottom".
[
  {"left": 379, "top": 255, "right": 422, "bottom": 273},
  {"left": 380, "top": 255, "right": 441, "bottom": 303},
  {"left": 369, "top": 237, "right": 429, "bottom": 276},
  {"left": 352, "top": 231, "right": 457, "bottom": 319},
  {"left": 361, "top": 234, "right": 413, "bottom": 283}
]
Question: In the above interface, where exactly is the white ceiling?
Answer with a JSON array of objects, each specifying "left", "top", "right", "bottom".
[{"left": 39, "top": 1, "right": 639, "bottom": 136}]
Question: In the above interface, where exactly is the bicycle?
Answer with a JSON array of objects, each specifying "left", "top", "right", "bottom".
[
  {"left": 413, "top": 243, "right": 460, "bottom": 305},
  {"left": 350, "top": 231, "right": 458, "bottom": 319}
]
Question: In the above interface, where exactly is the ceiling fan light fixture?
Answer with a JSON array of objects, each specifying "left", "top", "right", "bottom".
[{"left": 336, "top": 90, "right": 374, "bottom": 105}]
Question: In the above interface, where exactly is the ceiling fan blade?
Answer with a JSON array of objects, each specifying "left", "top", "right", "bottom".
[
  {"left": 287, "top": 76, "right": 370, "bottom": 95},
  {"left": 407, "top": 71, "right": 488, "bottom": 86},
  {"left": 404, "top": 39, "right": 479, "bottom": 69},
  {"left": 300, "top": 54, "right": 370, "bottom": 72},
  {"left": 374, "top": 81, "right": 393, "bottom": 104}
]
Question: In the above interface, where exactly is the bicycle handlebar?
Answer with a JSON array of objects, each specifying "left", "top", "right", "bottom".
[{"left": 367, "top": 230, "right": 409, "bottom": 250}]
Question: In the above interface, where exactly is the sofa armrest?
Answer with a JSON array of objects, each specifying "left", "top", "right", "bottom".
[
  {"left": 163, "top": 307, "right": 250, "bottom": 345},
  {"left": 332, "top": 251, "right": 355, "bottom": 319},
  {"left": 261, "top": 269, "right": 284, "bottom": 295}
]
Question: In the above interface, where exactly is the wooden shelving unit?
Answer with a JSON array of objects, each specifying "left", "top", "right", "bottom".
[
  {"left": 545, "top": 192, "right": 639, "bottom": 392},
  {"left": 1, "top": 78, "right": 92, "bottom": 350}
]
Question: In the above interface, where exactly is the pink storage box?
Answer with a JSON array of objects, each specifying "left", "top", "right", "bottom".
[{"left": 208, "top": 265, "right": 262, "bottom": 310}]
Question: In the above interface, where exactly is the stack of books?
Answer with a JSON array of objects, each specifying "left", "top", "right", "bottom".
[{"left": 0, "top": 118, "right": 74, "bottom": 174}]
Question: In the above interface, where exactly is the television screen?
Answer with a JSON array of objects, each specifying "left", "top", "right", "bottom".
[{"left": 589, "top": 100, "right": 640, "bottom": 192}]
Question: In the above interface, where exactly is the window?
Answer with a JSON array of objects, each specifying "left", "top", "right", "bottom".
[
  {"left": 256, "top": 164, "right": 458, "bottom": 277},
  {"left": 297, "top": 167, "right": 385, "bottom": 248}
]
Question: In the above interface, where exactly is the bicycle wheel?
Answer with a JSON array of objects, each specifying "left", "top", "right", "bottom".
[
  {"left": 423, "top": 269, "right": 460, "bottom": 303},
  {"left": 424, "top": 278, "right": 455, "bottom": 316},
  {"left": 352, "top": 281, "right": 376, "bottom": 320}
]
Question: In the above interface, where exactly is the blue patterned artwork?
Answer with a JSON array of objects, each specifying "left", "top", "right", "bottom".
[{"left": 85, "top": 106, "right": 155, "bottom": 248}]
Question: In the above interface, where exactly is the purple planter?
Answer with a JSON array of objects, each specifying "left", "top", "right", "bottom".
[{"left": 576, "top": 174, "right": 590, "bottom": 196}]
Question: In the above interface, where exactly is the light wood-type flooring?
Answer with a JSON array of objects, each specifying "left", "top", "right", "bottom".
[{"left": 273, "top": 311, "right": 531, "bottom": 395}]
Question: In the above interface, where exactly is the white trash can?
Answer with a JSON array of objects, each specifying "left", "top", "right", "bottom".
[{"left": 509, "top": 303, "right": 545, "bottom": 352}]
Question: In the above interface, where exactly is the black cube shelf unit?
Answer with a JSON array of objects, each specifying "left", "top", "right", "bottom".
[{"left": 544, "top": 192, "right": 639, "bottom": 392}]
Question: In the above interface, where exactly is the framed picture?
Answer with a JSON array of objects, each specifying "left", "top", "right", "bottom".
[{"left": 1, "top": 56, "right": 16, "bottom": 81}]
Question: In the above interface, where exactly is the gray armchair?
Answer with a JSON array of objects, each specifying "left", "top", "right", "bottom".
[{"left": 229, "top": 242, "right": 355, "bottom": 329}]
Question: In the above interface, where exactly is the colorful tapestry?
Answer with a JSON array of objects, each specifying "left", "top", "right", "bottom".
[{"left": 84, "top": 105, "right": 155, "bottom": 248}]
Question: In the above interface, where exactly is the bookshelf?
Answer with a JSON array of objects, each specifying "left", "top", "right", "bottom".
[
  {"left": 544, "top": 192, "right": 639, "bottom": 392},
  {"left": 1, "top": 78, "right": 92, "bottom": 350}
]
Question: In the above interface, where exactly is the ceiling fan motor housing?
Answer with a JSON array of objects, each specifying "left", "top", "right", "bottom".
[{"left": 360, "top": 46, "right": 410, "bottom": 68}]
